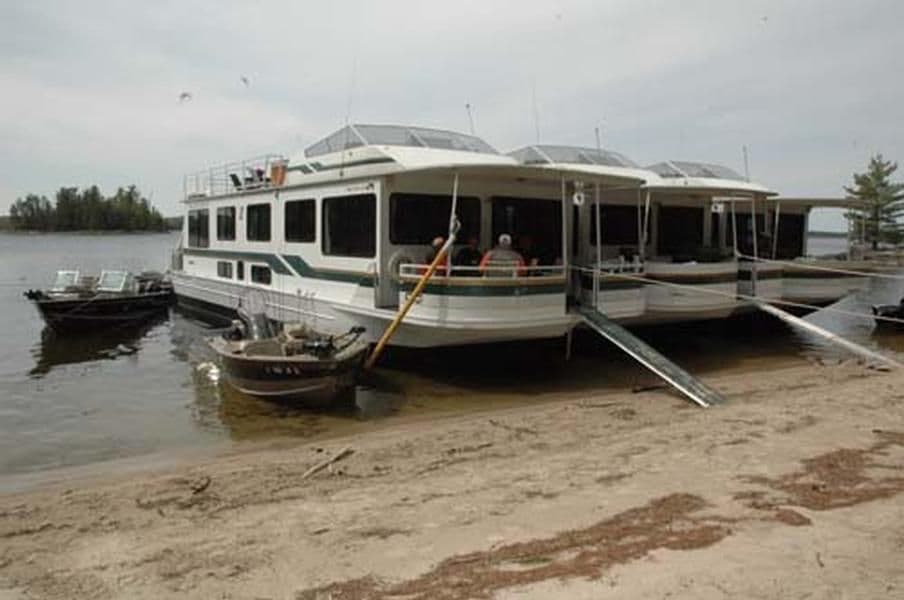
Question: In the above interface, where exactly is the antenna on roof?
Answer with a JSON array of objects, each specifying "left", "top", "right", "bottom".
[
  {"left": 531, "top": 79, "right": 541, "bottom": 144},
  {"left": 465, "top": 103, "right": 475, "bottom": 135},
  {"left": 595, "top": 124, "right": 603, "bottom": 154},
  {"left": 742, "top": 145, "right": 751, "bottom": 181}
]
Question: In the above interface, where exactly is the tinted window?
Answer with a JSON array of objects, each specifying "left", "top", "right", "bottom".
[
  {"left": 187, "top": 209, "right": 209, "bottom": 248},
  {"left": 590, "top": 205, "right": 644, "bottom": 246},
  {"left": 217, "top": 261, "right": 233, "bottom": 278},
  {"left": 390, "top": 193, "right": 480, "bottom": 244},
  {"left": 285, "top": 199, "right": 316, "bottom": 243},
  {"left": 322, "top": 193, "right": 376, "bottom": 257},
  {"left": 491, "top": 196, "right": 561, "bottom": 265},
  {"left": 247, "top": 203, "right": 271, "bottom": 242},
  {"left": 236, "top": 260, "right": 244, "bottom": 281},
  {"left": 658, "top": 206, "right": 703, "bottom": 258},
  {"left": 216, "top": 207, "right": 236, "bottom": 241},
  {"left": 250, "top": 265, "right": 271, "bottom": 285}
]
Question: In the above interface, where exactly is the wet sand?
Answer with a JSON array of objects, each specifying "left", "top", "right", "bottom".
[{"left": 1, "top": 359, "right": 904, "bottom": 599}]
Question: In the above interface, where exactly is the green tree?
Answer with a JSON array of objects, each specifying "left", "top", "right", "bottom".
[{"left": 845, "top": 154, "right": 904, "bottom": 250}]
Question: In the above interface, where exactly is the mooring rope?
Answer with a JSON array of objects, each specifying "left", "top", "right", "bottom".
[
  {"left": 572, "top": 266, "right": 904, "bottom": 327},
  {"left": 735, "top": 253, "right": 904, "bottom": 282}
]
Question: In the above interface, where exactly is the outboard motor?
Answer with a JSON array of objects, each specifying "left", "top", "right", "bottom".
[{"left": 237, "top": 306, "right": 276, "bottom": 340}]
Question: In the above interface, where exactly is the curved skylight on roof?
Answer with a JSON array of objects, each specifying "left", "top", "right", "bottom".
[
  {"left": 305, "top": 124, "right": 497, "bottom": 157},
  {"left": 509, "top": 145, "right": 638, "bottom": 168},
  {"left": 647, "top": 161, "right": 746, "bottom": 181}
]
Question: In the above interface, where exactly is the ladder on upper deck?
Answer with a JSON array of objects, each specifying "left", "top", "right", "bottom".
[{"left": 578, "top": 307, "right": 724, "bottom": 408}]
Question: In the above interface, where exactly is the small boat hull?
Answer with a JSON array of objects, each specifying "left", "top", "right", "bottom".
[
  {"left": 32, "top": 291, "right": 174, "bottom": 332},
  {"left": 209, "top": 336, "right": 368, "bottom": 405}
]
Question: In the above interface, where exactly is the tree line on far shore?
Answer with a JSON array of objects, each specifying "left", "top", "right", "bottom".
[{"left": 7, "top": 186, "right": 170, "bottom": 232}]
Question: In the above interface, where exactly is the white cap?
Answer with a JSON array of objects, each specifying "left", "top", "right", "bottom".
[{"left": 498, "top": 233, "right": 512, "bottom": 248}]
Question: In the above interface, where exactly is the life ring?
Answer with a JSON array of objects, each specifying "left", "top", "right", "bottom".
[{"left": 387, "top": 251, "right": 416, "bottom": 282}]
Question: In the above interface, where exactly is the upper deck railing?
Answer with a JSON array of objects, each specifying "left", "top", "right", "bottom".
[{"left": 183, "top": 154, "right": 288, "bottom": 200}]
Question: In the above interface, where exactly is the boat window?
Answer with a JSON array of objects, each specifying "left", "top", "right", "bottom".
[
  {"left": 246, "top": 203, "right": 271, "bottom": 242},
  {"left": 728, "top": 213, "right": 779, "bottom": 257},
  {"left": 236, "top": 260, "right": 244, "bottom": 281},
  {"left": 590, "top": 205, "right": 645, "bottom": 246},
  {"left": 250, "top": 265, "right": 272, "bottom": 285},
  {"left": 658, "top": 206, "right": 704, "bottom": 260},
  {"left": 390, "top": 193, "right": 480, "bottom": 245},
  {"left": 217, "top": 261, "right": 233, "bottom": 278},
  {"left": 51, "top": 270, "right": 80, "bottom": 291},
  {"left": 284, "top": 199, "right": 316, "bottom": 243},
  {"left": 216, "top": 207, "right": 236, "bottom": 241},
  {"left": 491, "top": 196, "right": 562, "bottom": 265},
  {"left": 97, "top": 270, "right": 129, "bottom": 292},
  {"left": 322, "top": 193, "right": 376, "bottom": 258},
  {"left": 305, "top": 124, "right": 497, "bottom": 157},
  {"left": 187, "top": 209, "right": 209, "bottom": 248}
]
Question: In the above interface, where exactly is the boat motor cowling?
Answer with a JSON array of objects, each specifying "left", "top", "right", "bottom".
[{"left": 237, "top": 307, "right": 276, "bottom": 341}]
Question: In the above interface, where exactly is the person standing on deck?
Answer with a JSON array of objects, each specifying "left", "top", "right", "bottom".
[{"left": 479, "top": 234, "right": 525, "bottom": 276}]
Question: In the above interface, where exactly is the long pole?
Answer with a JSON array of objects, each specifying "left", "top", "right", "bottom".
[
  {"left": 447, "top": 173, "right": 459, "bottom": 273},
  {"left": 561, "top": 175, "right": 569, "bottom": 284},
  {"left": 365, "top": 236, "right": 455, "bottom": 369}
]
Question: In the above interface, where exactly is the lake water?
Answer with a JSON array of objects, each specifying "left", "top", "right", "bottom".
[{"left": 1, "top": 232, "right": 903, "bottom": 488}]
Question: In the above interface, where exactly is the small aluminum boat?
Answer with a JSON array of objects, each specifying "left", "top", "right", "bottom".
[
  {"left": 209, "top": 310, "right": 368, "bottom": 405},
  {"left": 24, "top": 270, "right": 173, "bottom": 332}
]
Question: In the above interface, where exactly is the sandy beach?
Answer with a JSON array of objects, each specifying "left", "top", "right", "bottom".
[{"left": 1, "top": 359, "right": 903, "bottom": 599}]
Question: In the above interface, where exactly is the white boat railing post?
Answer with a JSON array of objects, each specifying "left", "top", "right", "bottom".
[
  {"left": 751, "top": 196, "right": 758, "bottom": 296},
  {"left": 594, "top": 182, "right": 602, "bottom": 310},
  {"left": 772, "top": 199, "right": 781, "bottom": 259}
]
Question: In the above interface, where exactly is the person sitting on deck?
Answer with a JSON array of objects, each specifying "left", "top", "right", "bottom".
[
  {"left": 453, "top": 236, "right": 482, "bottom": 275},
  {"left": 479, "top": 234, "right": 525, "bottom": 277},
  {"left": 421, "top": 236, "right": 447, "bottom": 275}
]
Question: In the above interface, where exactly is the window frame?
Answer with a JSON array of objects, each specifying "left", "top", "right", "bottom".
[
  {"left": 216, "top": 206, "right": 236, "bottom": 241},
  {"left": 284, "top": 198, "right": 316, "bottom": 243},
  {"left": 187, "top": 209, "right": 209, "bottom": 248},
  {"left": 321, "top": 193, "right": 377, "bottom": 258},
  {"left": 216, "top": 261, "right": 233, "bottom": 279},
  {"left": 250, "top": 264, "right": 272, "bottom": 285},
  {"left": 246, "top": 203, "right": 272, "bottom": 242}
]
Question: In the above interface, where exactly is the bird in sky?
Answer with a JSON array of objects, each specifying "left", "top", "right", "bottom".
[
  {"left": 178, "top": 91, "right": 192, "bottom": 103},
  {"left": 240, "top": 75, "right": 250, "bottom": 87}
]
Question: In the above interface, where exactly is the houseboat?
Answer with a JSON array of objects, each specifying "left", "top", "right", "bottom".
[
  {"left": 170, "top": 124, "right": 644, "bottom": 347},
  {"left": 508, "top": 148, "right": 777, "bottom": 323}
]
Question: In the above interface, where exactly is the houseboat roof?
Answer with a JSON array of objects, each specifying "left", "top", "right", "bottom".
[
  {"left": 645, "top": 160, "right": 776, "bottom": 196},
  {"left": 508, "top": 144, "right": 652, "bottom": 187},
  {"left": 304, "top": 124, "right": 498, "bottom": 157}
]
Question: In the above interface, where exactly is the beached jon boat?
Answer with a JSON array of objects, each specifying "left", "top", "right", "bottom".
[{"left": 208, "top": 312, "right": 368, "bottom": 404}]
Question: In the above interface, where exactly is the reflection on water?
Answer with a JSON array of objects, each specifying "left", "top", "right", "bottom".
[{"left": 29, "top": 313, "right": 169, "bottom": 378}]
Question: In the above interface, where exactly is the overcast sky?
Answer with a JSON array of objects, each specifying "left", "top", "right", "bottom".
[{"left": 2, "top": 0, "right": 902, "bottom": 230}]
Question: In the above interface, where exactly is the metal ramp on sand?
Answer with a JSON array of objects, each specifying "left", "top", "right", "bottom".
[{"left": 578, "top": 307, "right": 724, "bottom": 408}]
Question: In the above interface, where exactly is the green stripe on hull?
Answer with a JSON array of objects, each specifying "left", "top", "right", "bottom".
[
  {"left": 183, "top": 248, "right": 292, "bottom": 275},
  {"left": 280, "top": 254, "right": 374, "bottom": 287}
]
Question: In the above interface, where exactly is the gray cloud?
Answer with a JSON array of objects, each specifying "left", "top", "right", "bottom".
[{"left": 2, "top": 0, "right": 902, "bottom": 230}]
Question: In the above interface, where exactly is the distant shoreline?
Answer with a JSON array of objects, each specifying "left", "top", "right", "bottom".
[{"left": 0, "top": 229, "right": 178, "bottom": 235}]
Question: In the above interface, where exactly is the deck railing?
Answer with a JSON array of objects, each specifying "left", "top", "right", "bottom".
[
  {"left": 398, "top": 263, "right": 566, "bottom": 280},
  {"left": 183, "top": 154, "right": 288, "bottom": 200}
]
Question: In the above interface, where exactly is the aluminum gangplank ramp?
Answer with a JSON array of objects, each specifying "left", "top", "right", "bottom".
[
  {"left": 750, "top": 300, "right": 902, "bottom": 370},
  {"left": 579, "top": 307, "right": 724, "bottom": 408}
]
